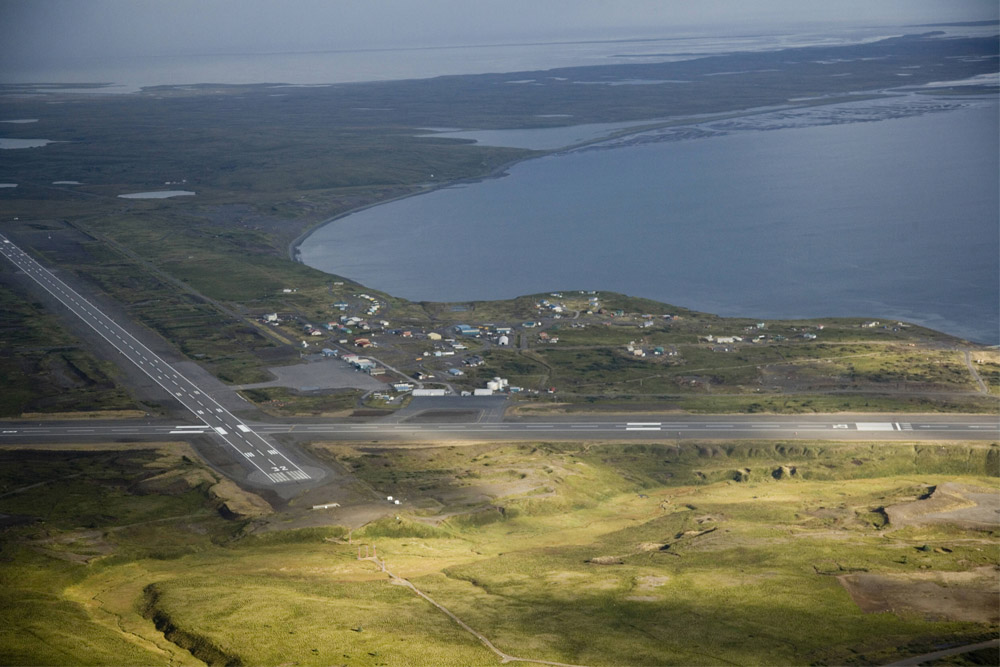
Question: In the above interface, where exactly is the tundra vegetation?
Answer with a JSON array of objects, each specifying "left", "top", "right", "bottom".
[
  {"left": 0, "top": 440, "right": 996, "bottom": 665},
  {"left": 1, "top": 34, "right": 998, "bottom": 416}
]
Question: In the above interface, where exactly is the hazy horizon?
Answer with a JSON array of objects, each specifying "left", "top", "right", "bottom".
[{"left": 2, "top": 0, "right": 996, "bottom": 69}]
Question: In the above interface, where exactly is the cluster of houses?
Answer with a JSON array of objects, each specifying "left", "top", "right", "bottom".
[
  {"left": 536, "top": 291, "right": 604, "bottom": 318},
  {"left": 537, "top": 298, "right": 569, "bottom": 317},
  {"left": 454, "top": 324, "right": 512, "bottom": 346},
  {"left": 697, "top": 323, "right": 829, "bottom": 351},
  {"left": 625, "top": 341, "right": 678, "bottom": 358},
  {"left": 357, "top": 293, "right": 382, "bottom": 317},
  {"left": 326, "top": 314, "right": 386, "bottom": 335},
  {"left": 860, "top": 320, "right": 909, "bottom": 332}
]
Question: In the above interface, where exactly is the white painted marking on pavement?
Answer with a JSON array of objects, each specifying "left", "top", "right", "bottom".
[{"left": 856, "top": 422, "right": 894, "bottom": 431}]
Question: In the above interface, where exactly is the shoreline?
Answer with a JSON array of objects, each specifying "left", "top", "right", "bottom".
[
  {"left": 287, "top": 91, "right": 999, "bottom": 346},
  {"left": 287, "top": 91, "right": 896, "bottom": 263},
  {"left": 286, "top": 152, "right": 534, "bottom": 264}
]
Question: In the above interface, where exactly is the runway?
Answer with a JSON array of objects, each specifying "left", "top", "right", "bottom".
[
  {"left": 1, "top": 233, "right": 314, "bottom": 485},
  {"left": 1, "top": 415, "right": 996, "bottom": 443}
]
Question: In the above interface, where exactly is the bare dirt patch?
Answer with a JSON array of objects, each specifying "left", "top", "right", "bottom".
[
  {"left": 839, "top": 566, "right": 999, "bottom": 623},
  {"left": 30, "top": 529, "right": 115, "bottom": 563},
  {"left": 209, "top": 478, "right": 273, "bottom": 519},
  {"left": 885, "top": 482, "right": 1000, "bottom": 531},
  {"left": 636, "top": 575, "right": 670, "bottom": 590}
]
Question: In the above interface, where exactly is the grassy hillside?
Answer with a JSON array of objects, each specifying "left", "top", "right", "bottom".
[{"left": 1, "top": 439, "right": 996, "bottom": 665}]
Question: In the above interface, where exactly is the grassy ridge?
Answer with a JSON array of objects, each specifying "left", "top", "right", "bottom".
[{"left": 0, "top": 440, "right": 997, "bottom": 664}]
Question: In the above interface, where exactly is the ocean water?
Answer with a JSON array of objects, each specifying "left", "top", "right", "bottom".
[
  {"left": 5, "top": 23, "right": 993, "bottom": 92},
  {"left": 300, "top": 95, "right": 1000, "bottom": 343}
]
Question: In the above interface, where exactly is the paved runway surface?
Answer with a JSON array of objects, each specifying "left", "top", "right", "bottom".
[
  {"left": 2, "top": 415, "right": 997, "bottom": 442},
  {"left": 1, "top": 234, "right": 312, "bottom": 485}
]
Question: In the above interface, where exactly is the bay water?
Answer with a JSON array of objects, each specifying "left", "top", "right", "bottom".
[{"left": 300, "top": 95, "right": 999, "bottom": 343}]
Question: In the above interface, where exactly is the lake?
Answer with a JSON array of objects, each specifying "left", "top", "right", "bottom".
[{"left": 299, "top": 94, "right": 999, "bottom": 344}]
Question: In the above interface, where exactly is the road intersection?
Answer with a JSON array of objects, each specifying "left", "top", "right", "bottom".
[{"left": 1, "top": 233, "right": 313, "bottom": 485}]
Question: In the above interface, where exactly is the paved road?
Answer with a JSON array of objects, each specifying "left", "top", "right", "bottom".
[{"left": 0, "top": 234, "right": 314, "bottom": 485}]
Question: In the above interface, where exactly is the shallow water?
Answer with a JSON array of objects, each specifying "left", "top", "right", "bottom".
[
  {"left": 117, "top": 190, "right": 195, "bottom": 199},
  {"left": 0, "top": 138, "right": 54, "bottom": 149}
]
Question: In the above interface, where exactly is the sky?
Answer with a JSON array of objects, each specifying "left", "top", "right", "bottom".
[{"left": 1, "top": 0, "right": 997, "bottom": 67}]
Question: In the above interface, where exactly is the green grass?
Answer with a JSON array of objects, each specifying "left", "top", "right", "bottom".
[
  {"left": 0, "top": 278, "right": 139, "bottom": 417},
  {"left": 0, "top": 446, "right": 246, "bottom": 665},
  {"left": 671, "top": 393, "right": 1000, "bottom": 414},
  {"left": 1, "top": 441, "right": 997, "bottom": 665},
  {"left": 240, "top": 387, "right": 364, "bottom": 416},
  {"left": 37, "top": 238, "right": 281, "bottom": 384}
]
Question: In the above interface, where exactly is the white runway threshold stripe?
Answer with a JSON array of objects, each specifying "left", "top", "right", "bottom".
[
  {"left": 856, "top": 422, "right": 895, "bottom": 431},
  {"left": 626, "top": 422, "right": 662, "bottom": 431}
]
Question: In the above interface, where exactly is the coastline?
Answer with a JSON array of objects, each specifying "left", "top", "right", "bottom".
[
  {"left": 286, "top": 153, "right": 533, "bottom": 264},
  {"left": 287, "top": 90, "right": 998, "bottom": 345},
  {"left": 287, "top": 91, "right": 895, "bottom": 264}
]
